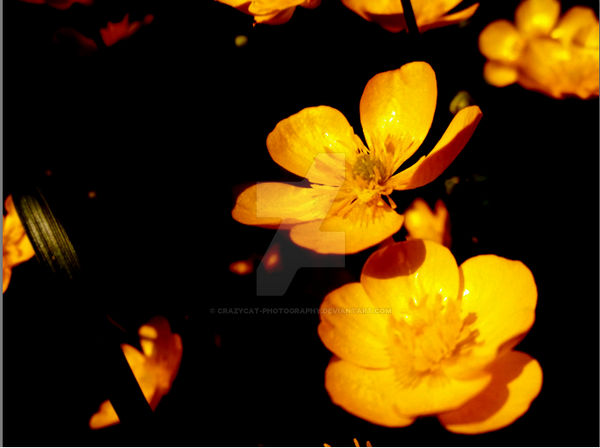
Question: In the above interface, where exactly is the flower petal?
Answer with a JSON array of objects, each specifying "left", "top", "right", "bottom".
[
  {"left": 404, "top": 198, "right": 451, "bottom": 246},
  {"left": 340, "top": 0, "right": 400, "bottom": 19},
  {"left": 394, "top": 369, "right": 491, "bottom": 416},
  {"left": 232, "top": 182, "right": 338, "bottom": 228},
  {"left": 551, "top": 6, "right": 599, "bottom": 45},
  {"left": 419, "top": 3, "right": 480, "bottom": 33},
  {"left": 483, "top": 61, "right": 519, "bottom": 87},
  {"left": 325, "top": 357, "right": 415, "bottom": 427},
  {"left": 478, "top": 20, "right": 525, "bottom": 63},
  {"left": 360, "top": 62, "right": 437, "bottom": 171},
  {"left": 439, "top": 351, "right": 543, "bottom": 434},
  {"left": 458, "top": 255, "right": 537, "bottom": 366},
  {"left": 361, "top": 240, "right": 460, "bottom": 318},
  {"left": 389, "top": 105, "right": 482, "bottom": 191},
  {"left": 89, "top": 400, "right": 120, "bottom": 429},
  {"left": 267, "top": 106, "right": 362, "bottom": 186},
  {"left": 318, "top": 282, "right": 392, "bottom": 368},
  {"left": 326, "top": 357, "right": 491, "bottom": 421},
  {"left": 515, "top": 0, "right": 560, "bottom": 36},
  {"left": 289, "top": 201, "right": 403, "bottom": 254}
]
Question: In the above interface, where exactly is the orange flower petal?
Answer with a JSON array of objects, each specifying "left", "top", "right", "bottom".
[
  {"left": 326, "top": 357, "right": 490, "bottom": 421},
  {"left": 3, "top": 195, "right": 36, "bottom": 293},
  {"left": 515, "top": 0, "right": 560, "bottom": 36},
  {"left": 249, "top": 0, "right": 304, "bottom": 14},
  {"left": 518, "top": 37, "right": 575, "bottom": 98},
  {"left": 551, "top": 6, "right": 599, "bottom": 46},
  {"left": 318, "top": 282, "right": 392, "bottom": 368},
  {"left": 89, "top": 400, "right": 120, "bottom": 429},
  {"left": 359, "top": 62, "right": 437, "bottom": 172},
  {"left": 483, "top": 61, "right": 519, "bottom": 87},
  {"left": 217, "top": 0, "right": 250, "bottom": 8},
  {"left": 232, "top": 182, "right": 338, "bottom": 228},
  {"left": 389, "top": 105, "right": 482, "bottom": 191},
  {"left": 89, "top": 317, "right": 182, "bottom": 429},
  {"left": 289, "top": 201, "right": 403, "bottom": 254},
  {"left": 458, "top": 255, "right": 537, "bottom": 368},
  {"left": 394, "top": 370, "right": 491, "bottom": 416},
  {"left": 439, "top": 351, "right": 543, "bottom": 434},
  {"left": 340, "top": 0, "right": 400, "bottom": 19},
  {"left": 267, "top": 106, "right": 362, "bottom": 186},
  {"left": 360, "top": 240, "right": 460, "bottom": 318},
  {"left": 325, "top": 358, "right": 415, "bottom": 427},
  {"left": 404, "top": 198, "right": 451, "bottom": 246},
  {"left": 418, "top": 3, "right": 480, "bottom": 32},
  {"left": 478, "top": 20, "right": 525, "bottom": 63}
]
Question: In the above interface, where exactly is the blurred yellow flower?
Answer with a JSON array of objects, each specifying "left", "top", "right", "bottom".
[
  {"left": 232, "top": 62, "right": 481, "bottom": 254},
  {"left": 341, "top": 0, "right": 479, "bottom": 33},
  {"left": 215, "top": 0, "right": 320, "bottom": 25},
  {"left": 318, "top": 239, "right": 542, "bottom": 433},
  {"left": 324, "top": 439, "right": 372, "bottom": 447},
  {"left": 403, "top": 198, "right": 451, "bottom": 247},
  {"left": 3, "top": 195, "right": 35, "bottom": 293},
  {"left": 89, "top": 317, "right": 183, "bottom": 429},
  {"left": 479, "top": 0, "right": 599, "bottom": 99}
]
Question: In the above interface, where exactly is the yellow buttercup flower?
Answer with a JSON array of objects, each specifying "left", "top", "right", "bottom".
[
  {"left": 341, "top": 0, "right": 479, "bottom": 33},
  {"left": 3, "top": 195, "right": 35, "bottom": 293},
  {"left": 318, "top": 239, "right": 542, "bottom": 433},
  {"left": 232, "top": 62, "right": 482, "bottom": 254},
  {"left": 215, "top": 0, "right": 320, "bottom": 25},
  {"left": 89, "top": 317, "right": 183, "bottom": 429},
  {"left": 403, "top": 198, "right": 451, "bottom": 247},
  {"left": 479, "top": 0, "right": 599, "bottom": 99}
]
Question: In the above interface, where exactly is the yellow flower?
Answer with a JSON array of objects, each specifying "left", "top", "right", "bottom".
[
  {"left": 403, "top": 198, "right": 451, "bottom": 247},
  {"left": 232, "top": 62, "right": 482, "bottom": 254},
  {"left": 340, "top": 0, "right": 479, "bottom": 33},
  {"left": 318, "top": 239, "right": 542, "bottom": 433},
  {"left": 89, "top": 317, "right": 183, "bottom": 429},
  {"left": 3, "top": 195, "right": 35, "bottom": 293},
  {"left": 215, "top": 0, "right": 320, "bottom": 25},
  {"left": 479, "top": 0, "right": 599, "bottom": 99}
]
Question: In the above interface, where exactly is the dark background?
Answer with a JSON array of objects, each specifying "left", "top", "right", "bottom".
[{"left": 3, "top": 0, "right": 599, "bottom": 445}]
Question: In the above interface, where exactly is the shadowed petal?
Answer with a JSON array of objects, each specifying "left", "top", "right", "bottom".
[
  {"left": 389, "top": 105, "right": 482, "bottom": 191},
  {"left": 439, "top": 351, "right": 543, "bottom": 434},
  {"left": 361, "top": 239, "right": 460, "bottom": 316}
]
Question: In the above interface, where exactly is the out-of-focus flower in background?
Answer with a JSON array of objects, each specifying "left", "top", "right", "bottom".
[
  {"left": 318, "top": 239, "right": 542, "bottom": 433},
  {"left": 479, "top": 0, "right": 599, "bottom": 99},
  {"left": 232, "top": 62, "right": 481, "bottom": 254},
  {"left": 89, "top": 316, "right": 183, "bottom": 429},
  {"left": 215, "top": 0, "right": 321, "bottom": 25},
  {"left": 53, "top": 28, "right": 99, "bottom": 55},
  {"left": 3, "top": 195, "right": 36, "bottom": 293},
  {"left": 340, "top": 0, "right": 479, "bottom": 33},
  {"left": 100, "top": 14, "right": 155, "bottom": 47},
  {"left": 403, "top": 198, "right": 451, "bottom": 247},
  {"left": 18, "top": 0, "right": 92, "bottom": 10},
  {"left": 324, "top": 438, "right": 372, "bottom": 447}
]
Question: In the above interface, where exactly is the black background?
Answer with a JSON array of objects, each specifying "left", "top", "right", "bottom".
[{"left": 3, "top": 0, "right": 599, "bottom": 445}]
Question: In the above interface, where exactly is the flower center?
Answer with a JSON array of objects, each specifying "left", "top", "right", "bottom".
[
  {"left": 389, "top": 293, "right": 478, "bottom": 387},
  {"left": 350, "top": 155, "right": 393, "bottom": 205}
]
